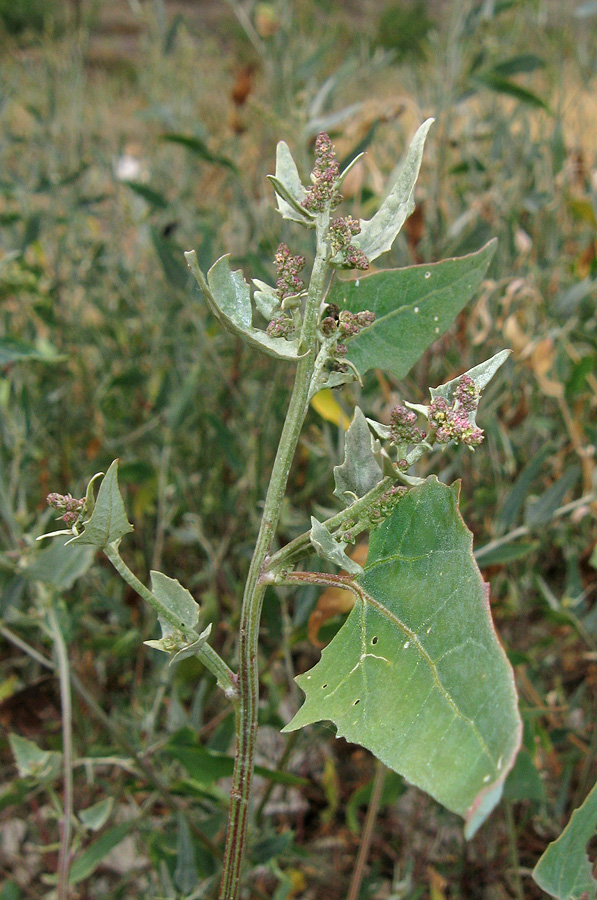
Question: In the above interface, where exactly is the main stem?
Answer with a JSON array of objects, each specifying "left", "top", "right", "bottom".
[{"left": 219, "top": 228, "right": 329, "bottom": 900}]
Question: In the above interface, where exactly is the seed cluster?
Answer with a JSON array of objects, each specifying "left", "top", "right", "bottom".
[{"left": 390, "top": 406, "right": 426, "bottom": 445}]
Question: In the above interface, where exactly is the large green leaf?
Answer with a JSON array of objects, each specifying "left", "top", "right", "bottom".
[
  {"left": 185, "top": 251, "right": 303, "bottom": 360},
  {"left": 327, "top": 240, "right": 496, "bottom": 378},
  {"left": 532, "top": 780, "right": 597, "bottom": 900},
  {"left": 284, "top": 477, "right": 521, "bottom": 837},
  {"left": 69, "top": 460, "right": 133, "bottom": 548}
]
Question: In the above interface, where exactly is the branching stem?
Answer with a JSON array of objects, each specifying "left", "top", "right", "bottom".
[{"left": 219, "top": 220, "right": 330, "bottom": 900}]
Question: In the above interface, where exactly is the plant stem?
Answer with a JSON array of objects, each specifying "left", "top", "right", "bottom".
[
  {"left": 103, "top": 544, "right": 238, "bottom": 701},
  {"left": 347, "top": 759, "right": 386, "bottom": 900},
  {"left": 267, "top": 476, "right": 394, "bottom": 572},
  {"left": 219, "top": 225, "right": 330, "bottom": 900},
  {"left": 47, "top": 599, "right": 73, "bottom": 900},
  {"left": 504, "top": 799, "right": 524, "bottom": 900}
]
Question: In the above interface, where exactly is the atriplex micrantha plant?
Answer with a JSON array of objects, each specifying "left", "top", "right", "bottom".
[{"left": 39, "top": 122, "right": 522, "bottom": 899}]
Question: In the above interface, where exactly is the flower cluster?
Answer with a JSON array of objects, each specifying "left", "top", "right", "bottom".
[
  {"left": 329, "top": 216, "right": 369, "bottom": 270},
  {"left": 338, "top": 309, "right": 375, "bottom": 336},
  {"left": 428, "top": 376, "right": 484, "bottom": 447},
  {"left": 47, "top": 492, "right": 85, "bottom": 528},
  {"left": 301, "top": 133, "right": 341, "bottom": 213},
  {"left": 266, "top": 315, "right": 295, "bottom": 339},
  {"left": 274, "top": 243, "right": 305, "bottom": 300},
  {"left": 390, "top": 405, "right": 426, "bottom": 445}
]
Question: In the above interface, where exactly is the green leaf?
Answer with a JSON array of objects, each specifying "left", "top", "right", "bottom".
[
  {"left": 473, "top": 73, "right": 549, "bottom": 110},
  {"left": 532, "top": 780, "right": 597, "bottom": 900},
  {"left": 328, "top": 240, "right": 497, "bottom": 378},
  {"left": 69, "top": 460, "right": 133, "bottom": 548},
  {"left": 309, "top": 517, "right": 364, "bottom": 576},
  {"left": 474, "top": 540, "right": 537, "bottom": 566},
  {"left": 174, "top": 813, "right": 198, "bottom": 894},
  {"left": 124, "top": 181, "right": 169, "bottom": 208},
  {"left": 347, "top": 118, "right": 434, "bottom": 264},
  {"left": 503, "top": 748, "right": 546, "bottom": 802},
  {"left": 162, "top": 133, "right": 238, "bottom": 172},
  {"left": 26, "top": 540, "right": 95, "bottom": 590},
  {"left": 69, "top": 823, "right": 132, "bottom": 884},
  {"left": 185, "top": 251, "right": 304, "bottom": 360},
  {"left": 9, "top": 734, "right": 61, "bottom": 784},
  {"left": 525, "top": 467, "right": 580, "bottom": 528},
  {"left": 497, "top": 444, "right": 552, "bottom": 532},
  {"left": 0, "top": 882, "right": 21, "bottom": 900},
  {"left": 79, "top": 797, "right": 114, "bottom": 832},
  {"left": 491, "top": 54, "right": 546, "bottom": 76},
  {"left": 269, "top": 141, "right": 313, "bottom": 225},
  {"left": 284, "top": 478, "right": 522, "bottom": 838},
  {"left": 150, "top": 570, "right": 200, "bottom": 631},
  {"left": 0, "top": 337, "right": 64, "bottom": 366},
  {"left": 334, "top": 407, "right": 383, "bottom": 506}
]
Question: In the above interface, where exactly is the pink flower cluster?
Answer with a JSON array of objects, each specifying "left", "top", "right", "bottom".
[
  {"left": 301, "top": 133, "right": 341, "bottom": 213},
  {"left": 47, "top": 492, "right": 85, "bottom": 527},
  {"left": 428, "top": 377, "right": 484, "bottom": 447},
  {"left": 390, "top": 405, "right": 426, "bottom": 445},
  {"left": 274, "top": 243, "right": 305, "bottom": 300},
  {"left": 329, "top": 216, "right": 369, "bottom": 270}
]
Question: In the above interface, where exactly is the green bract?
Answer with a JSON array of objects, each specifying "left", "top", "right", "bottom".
[
  {"left": 284, "top": 478, "right": 522, "bottom": 838},
  {"left": 68, "top": 460, "right": 133, "bottom": 548}
]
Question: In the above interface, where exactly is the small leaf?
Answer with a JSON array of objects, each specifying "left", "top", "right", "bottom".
[
  {"left": 124, "top": 181, "right": 169, "bottom": 208},
  {"left": 162, "top": 133, "right": 237, "bottom": 172},
  {"left": 473, "top": 73, "right": 549, "bottom": 110},
  {"left": 270, "top": 141, "right": 313, "bottom": 225},
  {"left": 285, "top": 478, "right": 522, "bottom": 838},
  {"left": 334, "top": 407, "right": 383, "bottom": 506},
  {"left": 350, "top": 118, "right": 434, "bottom": 263},
  {"left": 252, "top": 278, "right": 279, "bottom": 320},
  {"left": 9, "top": 734, "right": 61, "bottom": 784},
  {"left": 525, "top": 467, "right": 580, "bottom": 528},
  {"left": 310, "top": 517, "right": 364, "bottom": 576},
  {"left": 79, "top": 797, "right": 114, "bottom": 832},
  {"left": 69, "top": 460, "right": 133, "bottom": 548},
  {"left": 532, "top": 780, "right": 597, "bottom": 900},
  {"left": 150, "top": 570, "right": 200, "bottom": 631},
  {"left": 185, "top": 251, "right": 304, "bottom": 360},
  {"left": 69, "top": 823, "right": 132, "bottom": 884},
  {"left": 328, "top": 240, "right": 497, "bottom": 378}
]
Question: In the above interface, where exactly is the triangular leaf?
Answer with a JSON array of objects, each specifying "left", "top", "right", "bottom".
[
  {"left": 430, "top": 349, "right": 511, "bottom": 430},
  {"left": 68, "top": 460, "right": 133, "bottom": 548},
  {"left": 334, "top": 407, "right": 383, "bottom": 506},
  {"left": 285, "top": 478, "right": 522, "bottom": 838},
  {"left": 328, "top": 240, "right": 497, "bottom": 378},
  {"left": 349, "top": 118, "right": 434, "bottom": 263},
  {"left": 185, "top": 251, "right": 304, "bottom": 360},
  {"left": 310, "top": 517, "right": 364, "bottom": 576},
  {"left": 532, "top": 780, "right": 597, "bottom": 900},
  {"left": 9, "top": 734, "right": 62, "bottom": 784},
  {"left": 79, "top": 797, "right": 114, "bottom": 832}
]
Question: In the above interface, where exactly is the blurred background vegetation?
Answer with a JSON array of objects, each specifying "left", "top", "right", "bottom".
[{"left": 0, "top": 1, "right": 596, "bottom": 898}]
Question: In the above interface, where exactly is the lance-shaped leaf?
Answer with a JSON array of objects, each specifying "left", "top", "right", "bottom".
[
  {"left": 284, "top": 477, "right": 522, "bottom": 838},
  {"left": 334, "top": 407, "right": 383, "bottom": 506},
  {"left": 430, "top": 349, "right": 512, "bottom": 429},
  {"left": 327, "top": 240, "right": 497, "bottom": 379},
  {"left": 268, "top": 141, "right": 314, "bottom": 225},
  {"left": 532, "top": 780, "right": 597, "bottom": 900},
  {"left": 310, "top": 517, "right": 364, "bottom": 576},
  {"left": 69, "top": 460, "right": 133, "bottom": 548},
  {"left": 185, "top": 252, "right": 303, "bottom": 360},
  {"left": 345, "top": 118, "right": 434, "bottom": 264}
]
